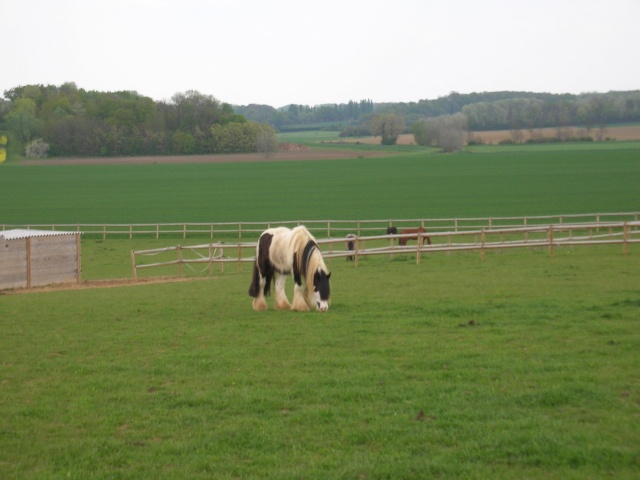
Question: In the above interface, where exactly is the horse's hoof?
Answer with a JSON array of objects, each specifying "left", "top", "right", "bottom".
[
  {"left": 291, "top": 300, "right": 310, "bottom": 312},
  {"left": 252, "top": 298, "right": 268, "bottom": 311},
  {"left": 275, "top": 300, "right": 292, "bottom": 310}
]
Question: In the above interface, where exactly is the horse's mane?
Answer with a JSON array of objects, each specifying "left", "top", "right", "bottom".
[{"left": 291, "top": 226, "right": 329, "bottom": 295}]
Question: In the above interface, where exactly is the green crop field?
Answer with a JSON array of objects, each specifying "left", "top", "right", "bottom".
[
  {"left": 1, "top": 143, "right": 640, "bottom": 479},
  {"left": 1, "top": 143, "right": 639, "bottom": 225}
]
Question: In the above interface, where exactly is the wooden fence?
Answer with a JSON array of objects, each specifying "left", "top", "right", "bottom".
[
  {"left": 130, "top": 221, "right": 640, "bottom": 279},
  {"left": 4, "top": 212, "right": 639, "bottom": 241}
]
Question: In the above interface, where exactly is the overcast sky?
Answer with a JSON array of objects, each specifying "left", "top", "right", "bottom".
[{"left": 4, "top": 0, "right": 639, "bottom": 107}]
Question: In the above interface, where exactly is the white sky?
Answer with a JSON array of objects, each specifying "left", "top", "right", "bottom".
[{"left": 4, "top": 0, "right": 640, "bottom": 107}]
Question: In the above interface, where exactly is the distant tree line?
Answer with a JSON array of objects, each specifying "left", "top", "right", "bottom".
[
  {"left": 234, "top": 100, "right": 374, "bottom": 130},
  {"left": 0, "top": 83, "right": 276, "bottom": 158},
  {"left": 236, "top": 90, "right": 640, "bottom": 135},
  {"left": 374, "top": 91, "right": 640, "bottom": 130},
  {"left": 365, "top": 91, "right": 640, "bottom": 150},
  {"left": 3, "top": 84, "right": 640, "bottom": 157}
]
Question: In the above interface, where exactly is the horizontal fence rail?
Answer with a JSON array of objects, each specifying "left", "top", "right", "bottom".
[
  {"left": 3, "top": 212, "right": 639, "bottom": 240},
  {"left": 130, "top": 221, "right": 640, "bottom": 279}
]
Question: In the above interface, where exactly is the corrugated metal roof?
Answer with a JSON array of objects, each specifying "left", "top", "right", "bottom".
[{"left": 0, "top": 229, "right": 81, "bottom": 240}]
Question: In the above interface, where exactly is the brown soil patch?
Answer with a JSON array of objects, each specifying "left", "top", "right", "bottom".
[
  {"left": 1, "top": 276, "right": 208, "bottom": 295},
  {"left": 21, "top": 148, "right": 387, "bottom": 166},
  {"left": 469, "top": 125, "right": 640, "bottom": 144}
]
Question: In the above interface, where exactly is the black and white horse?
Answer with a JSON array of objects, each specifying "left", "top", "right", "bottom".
[
  {"left": 248, "top": 226, "right": 331, "bottom": 312},
  {"left": 346, "top": 234, "right": 356, "bottom": 261}
]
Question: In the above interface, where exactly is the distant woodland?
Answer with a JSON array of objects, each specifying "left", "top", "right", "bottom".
[
  {"left": 0, "top": 84, "right": 276, "bottom": 158},
  {"left": 1, "top": 82, "right": 639, "bottom": 158},
  {"left": 238, "top": 90, "right": 640, "bottom": 132}
]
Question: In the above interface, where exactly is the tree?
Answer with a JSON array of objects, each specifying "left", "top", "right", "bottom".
[
  {"left": 210, "top": 121, "right": 266, "bottom": 154},
  {"left": 369, "top": 113, "right": 405, "bottom": 145},
  {"left": 255, "top": 124, "right": 278, "bottom": 158},
  {"left": 171, "top": 90, "right": 223, "bottom": 132},
  {"left": 412, "top": 113, "right": 467, "bottom": 152},
  {"left": 586, "top": 95, "right": 615, "bottom": 141},
  {"left": 6, "top": 98, "right": 42, "bottom": 143}
]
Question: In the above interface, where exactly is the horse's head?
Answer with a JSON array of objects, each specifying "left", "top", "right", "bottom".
[
  {"left": 311, "top": 269, "right": 331, "bottom": 312},
  {"left": 386, "top": 226, "right": 398, "bottom": 235}
]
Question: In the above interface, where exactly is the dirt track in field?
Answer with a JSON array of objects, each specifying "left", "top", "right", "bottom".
[
  {"left": 21, "top": 149, "right": 387, "bottom": 166},
  {"left": 1, "top": 276, "right": 209, "bottom": 295}
]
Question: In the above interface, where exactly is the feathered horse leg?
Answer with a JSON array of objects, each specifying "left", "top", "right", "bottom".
[
  {"left": 249, "top": 233, "right": 274, "bottom": 311},
  {"left": 250, "top": 267, "right": 268, "bottom": 311},
  {"left": 274, "top": 273, "right": 291, "bottom": 310},
  {"left": 291, "top": 283, "right": 311, "bottom": 311}
]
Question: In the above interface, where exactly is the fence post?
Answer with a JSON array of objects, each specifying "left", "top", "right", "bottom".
[
  {"left": 548, "top": 226, "right": 554, "bottom": 257},
  {"left": 416, "top": 233, "right": 423, "bottom": 264},
  {"left": 76, "top": 233, "right": 82, "bottom": 284},
  {"left": 26, "top": 237, "right": 32, "bottom": 288},
  {"left": 623, "top": 222, "right": 629, "bottom": 255},
  {"left": 129, "top": 225, "right": 133, "bottom": 240},
  {"left": 131, "top": 250, "right": 137, "bottom": 280},
  {"left": 156, "top": 224, "right": 159, "bottom": 240},
  {"left": 177, "top": 245, "right": 183, "bottom": 277},
  {"left": 238, "top": 244, "right": 242, "bottom": 273},
  {"left": 481, "top": 229, "right": 486, "bottom": 261}
]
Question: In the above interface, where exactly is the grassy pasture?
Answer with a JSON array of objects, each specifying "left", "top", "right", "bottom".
[
  {"left": 1, "top": 248, "right": 639, "bottom": 478},
  {"left": 1, "top": 143, "right": 639, "bottom": 225},
  {"left": 1, "top": 143, "right": 640, "bottom": 478}
]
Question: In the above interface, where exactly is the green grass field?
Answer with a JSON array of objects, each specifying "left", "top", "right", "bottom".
[
  {"left": 1, "top": 248, "right": 639, "bottom": 479},
  {"left": 1, "top": 142, "right": 640, "bottom": 478}
]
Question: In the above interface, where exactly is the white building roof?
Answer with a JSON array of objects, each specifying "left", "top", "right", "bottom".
[{"left": 0, "top": 229, "right": 81, "bottom": 240}]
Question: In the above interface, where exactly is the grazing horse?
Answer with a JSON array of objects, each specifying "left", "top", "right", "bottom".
[
  {"left": 398, "top": 227, "right": 432, "bottom": 246},
  {"left": 386, "top": 226, "right": 398, "bottom": 245},
  {"left": 346, "top": 234, "right": 356, "bottom": 261},
  {"left": 248, "top": 226, "right": 331, "bottom": 312}
]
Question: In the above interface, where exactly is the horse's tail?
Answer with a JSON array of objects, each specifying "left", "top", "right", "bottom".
[
  {"left": 248, "top": 262, "right": 261, "bottom": 297},
  {"left": 248, "top": 231, "right": 274, "bottom": 297}
]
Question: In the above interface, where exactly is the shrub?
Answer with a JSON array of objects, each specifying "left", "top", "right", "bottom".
[{"left": 25, "top": 138, "right": 50, "bottom": 158}]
